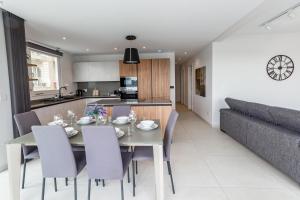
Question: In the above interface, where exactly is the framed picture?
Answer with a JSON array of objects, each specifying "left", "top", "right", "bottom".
[{"left": 195, "top": 66, "right": 206, "bottom": 97}]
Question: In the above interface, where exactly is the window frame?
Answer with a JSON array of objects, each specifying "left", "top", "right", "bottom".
[{"left": 27, "top": 47, "right": 62, "bottom": 100}]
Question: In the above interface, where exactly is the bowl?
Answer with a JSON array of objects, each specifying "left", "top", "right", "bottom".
[
  {"left": 80, "top": 116, "right": 91, "bottom": 123},
  {"left": 140, "top": 120, "right": 155, "bottom": 127},
  {"left": 116, "top": 116, "right": 129, "bottom": 123}
]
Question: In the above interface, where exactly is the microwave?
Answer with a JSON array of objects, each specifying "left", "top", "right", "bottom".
[{"left": 120, "top": 77, "right": 138, "bottom": 88}]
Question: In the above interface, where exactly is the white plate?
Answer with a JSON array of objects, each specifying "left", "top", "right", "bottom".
[
  {"left": 77, "top": 119, "right": 96, "bottom": 125},
  {"left": 112, "top": 119, "right": 129, "bottom": 125},
  {"left": 115, "top": 127, "right": 125, "bottom": 138},
  {"left": 136, "top": 123, "right": 158, "bottom": 131},
  {"left": 48, "top": 121, "right": 68, "bottom": 127}
]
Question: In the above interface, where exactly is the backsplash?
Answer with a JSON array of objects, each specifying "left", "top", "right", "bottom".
[{"left": 77, "top": 81, "right": 120, "bottom": 96}]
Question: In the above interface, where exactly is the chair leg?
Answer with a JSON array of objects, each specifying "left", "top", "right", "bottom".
[
  {"left": 22, "top": 159, "right": 27, "bottom": 189},
  {"left": 127, "top": 168, "right": 130, "bottom": 183},
  {"left": 65, "top": 177, "right": 68, "bottom": 186},
  {"left": 102, "top": 179, "right": 105, "bottom": 187},
  {"left": 88, "top": 179, "right": 91, "bottom": 200},
  {"left": 41, "top": 178, "right": 46, "bottom": 200},
  {"left": 120, "top": 180, "right": 124, "bottom": 200},
  {"left": 167, "top": 161, "right": 175, "bottom": 194},
  {"left": 135, "top": 161, "right": 138, "bottom": 174},
  {"left": 54, "top": 178, "right": 57, "bottom": 192},
  {"left": 132, "top": 161, "right": 136, "bottom": 196},
  {"left": 74, "top": 178, "right": 77, "bottom": 200},
  {"left": 95, "top": 179, "right": 99, "bottom": 186}
]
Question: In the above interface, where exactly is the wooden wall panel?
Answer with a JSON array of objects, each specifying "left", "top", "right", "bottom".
[
  {"left": 151, "top": 59, "right": 170, "bottom": 100},
  {"left": 119, "top": 60, "right": 137, "bottom": 77},
  {"left": 137, "top": 59, "right": 152, "bottom": 100}
]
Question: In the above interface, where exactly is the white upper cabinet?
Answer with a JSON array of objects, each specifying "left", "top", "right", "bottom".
[{"left": 73, "top": 61, "right": 119, "bottom": 82}]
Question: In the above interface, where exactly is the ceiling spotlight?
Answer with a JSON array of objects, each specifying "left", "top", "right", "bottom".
[
  {"left": 184, "top": 51, "right": 188, "bottom": 55},
  {"left": 287, "top": 10, "right": 296, "bottom": 19},
  {"left": 114, "top": 47, "right": 118, "bottom": 51},
  {"left": 264, "top": 24, "right": 272, "bottom": 30},
  {"left": 86, "top": 48, "right": 89, "bottom": 52},
  {"left": 62, "top": 36, "right": 67, "bottom": 40},
  {"left": 157, "top": 49, "right": 162, "bottom": 53},
  {"left": 142, "top": 46, "right": 146, "bottom": 49}
]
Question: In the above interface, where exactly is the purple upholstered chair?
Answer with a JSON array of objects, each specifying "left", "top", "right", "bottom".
[
  {"left": 133, "top": 110, "right": 179, "bottom": 194},
  {"left": 32, "top": 126, "right": 86, "bottom": 200},
  {"left": 14, "top": 111, "right": 50, "bottom": 189},
  {"left": 82, "top": 126, "right": 135, "bottom": 200},
  {"left": 112, "top": 105, "right": 131, "bottom": 120}
]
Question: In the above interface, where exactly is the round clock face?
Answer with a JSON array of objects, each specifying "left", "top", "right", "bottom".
[{"left": 266, "top": 55, "right": 294, "bottom": 81}]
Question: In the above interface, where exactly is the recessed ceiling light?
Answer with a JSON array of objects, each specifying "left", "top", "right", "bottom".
[
  {"left": 114, "top": 47, "right": 118, "bottom": 51},
  {"left": 62, "top": 36, "right": 67, "bottom": 40},
  {"left": 184, "top": 51, "right": 188, "bottom": 55},
  {"left": 264, "top": 24, "right": 271, "bottom": 30},
  {"left": 86, "top": 48, "right": 89, "bottom": 52},
  {"left": 157, "top": 49, "right": 162, "bottom": 53},
  {"left": 142, "top": 46, "right": 146, "bottom": 49},
  {"left": 287, "top": 10, "right": 296, "bottom": 19}
]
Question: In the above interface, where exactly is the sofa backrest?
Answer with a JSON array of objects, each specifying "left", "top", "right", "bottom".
[{"left": 225, "top": 97, "right": 300, "bottom": 133}]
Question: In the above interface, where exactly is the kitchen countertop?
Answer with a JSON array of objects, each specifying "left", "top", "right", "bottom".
[
  {"left": 31, "top": 95, "right": 120, "bottom": 109},
  {"left": 88, "top": 98, "right": 172, "bottom": 106}
]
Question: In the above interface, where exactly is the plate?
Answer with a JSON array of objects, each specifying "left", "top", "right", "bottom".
[
  {"left": 48, "top": 121, "right": 68, "bottom": 127},
  {"left": 77, "top": 119, "right": 96, "bottom": 125},
  {"left": 112, "top": 119, "right": 129, "bottom": 125},
  {"left": 136, "top": 123, "right": 158, "bottom": 131}
]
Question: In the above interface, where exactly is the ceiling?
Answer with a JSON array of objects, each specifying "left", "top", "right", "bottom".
[{"left": 2, "top": 0, "right": 265, "bottom": 62}]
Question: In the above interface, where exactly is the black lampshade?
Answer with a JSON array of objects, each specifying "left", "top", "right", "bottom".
[{"left": 123, "top": 48, "right": 140, "bottom": 64}]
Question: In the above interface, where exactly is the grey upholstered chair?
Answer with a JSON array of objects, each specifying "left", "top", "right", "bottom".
[
  {"left": 112, "top": 105, "right": 131, "bottom": 120},
  {"left": 32, "top": 126, "right": 86, "bottom": 200},
  {"left": 133, "top": 110, "right": 179, "bottom": 194},
  {"left": 82, "top": 126, "right": 135, "bottom": 200},
  {"left": 14, "top": 111, "right": 44, "bottom": 189}
]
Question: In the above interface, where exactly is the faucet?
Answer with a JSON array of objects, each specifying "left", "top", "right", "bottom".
[{"left": 58, "top": 86, "right": 67, "bottom": 98}]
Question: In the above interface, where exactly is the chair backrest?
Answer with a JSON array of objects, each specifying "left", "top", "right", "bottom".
[
  {"left": 14, "top": 111, "right": 41, "bottom": 156},
  {"left": 163, "top": 110, "right": 179, "bottom": 161},
  {"left": 32, "top": 126, "right": 78, "bottom": 178},
  {"left": 82, "top": 126, "right": 123, "bottom": 180},
  {"left": 111, "top": 105, "right": 131, "bottom": 120}
]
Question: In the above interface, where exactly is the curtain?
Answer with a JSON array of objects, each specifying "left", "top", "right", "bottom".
[{"left": 2, "top": 10, "right": 30, "bottom": 138}]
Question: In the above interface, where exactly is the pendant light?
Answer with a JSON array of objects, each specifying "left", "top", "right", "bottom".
[{"left": 123, "top": 35, "right": 140, "bottom": 64}]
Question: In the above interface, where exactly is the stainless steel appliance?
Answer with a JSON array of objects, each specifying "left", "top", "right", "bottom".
[{"left": 120, "top": 77, "right": 138, "bottom": 99}]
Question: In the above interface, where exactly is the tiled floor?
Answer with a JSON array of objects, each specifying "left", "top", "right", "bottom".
[{"left": 1, "top": 104, "right": 300, "bottom": 199}]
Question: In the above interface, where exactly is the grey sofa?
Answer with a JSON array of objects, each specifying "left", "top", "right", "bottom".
[{"left": 220, "top": 98, "right": 300, "bottom": 184}]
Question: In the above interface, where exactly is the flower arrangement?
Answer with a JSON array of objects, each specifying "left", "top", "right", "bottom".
[{"left": 86, "top": 105, "right": 107, "bottom": 118}]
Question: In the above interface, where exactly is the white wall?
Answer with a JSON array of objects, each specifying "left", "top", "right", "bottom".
[
  {"left": 212, "top": 33, "right": 300, "bottom": 127},
  {"left": 0, "top": 10, "right": 13, "bottom": 171},
  {"left": 73, "top": 52, "right": 176, "bottom": 108},
  {"left": 182, "top": 44, "right": 213, "bottom": 124}
]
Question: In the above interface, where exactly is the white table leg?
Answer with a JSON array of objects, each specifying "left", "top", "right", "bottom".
[
  {"left": 153, "top": 144, "right": 164, "bottom": 200},
  {"left": 7, "top": 144, "right": 21, "bottom": 200}
]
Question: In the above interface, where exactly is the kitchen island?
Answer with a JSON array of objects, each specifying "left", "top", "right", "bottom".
[{"left": 89, "top": 98, "right": 172, "bottom": 135}]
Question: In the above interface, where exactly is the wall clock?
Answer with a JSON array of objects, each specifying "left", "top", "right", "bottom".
[{"left": 266, "top": 55, "right": 294, "bottom": 81}]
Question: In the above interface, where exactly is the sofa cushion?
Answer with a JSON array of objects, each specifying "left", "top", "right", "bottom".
[
  {"left": 225, "top": 98, "right": 248, "bottom": 114},
  {"left": 269, "top": 107, "right": 300, "bottom": 133},
  {"left": 246, "top": 102, "right": 274, "bottom": 123}
]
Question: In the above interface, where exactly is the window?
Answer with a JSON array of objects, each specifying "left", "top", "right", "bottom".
[{"left": 28, "top": 49, "right": 59, "bottom": 91}]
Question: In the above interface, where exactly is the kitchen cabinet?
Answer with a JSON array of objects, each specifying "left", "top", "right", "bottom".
[
  {"left": 119, "top": 61, "right": 137, "bottom": 77},
  {"left": 73, "top": 61, "right": 119, "bottom": 82},
  {"left": 151, "top": 59, "right": 170, "bottom": 99},
  {"left": 137, "top": 59, "right": 152, "bottom": 100}
]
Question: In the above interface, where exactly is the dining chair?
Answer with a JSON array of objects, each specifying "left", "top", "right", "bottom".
[
  {"left": 82, "top": 126, "right": 135, "bottom": 200},
  {"left": 111, "top": 105, "right": 131, "bottom": 120},
  {"left": 14, "top": 111, "right": 62, "bottom": 190},
  {"left": 133, "top": 110, "right": 179, "bottom": 194},
  {"left": 32, "top": 125, "right": 86, "bottom": 200}
]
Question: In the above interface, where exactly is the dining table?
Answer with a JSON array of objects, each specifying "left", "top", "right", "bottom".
[{"left": 6, "top": 120, "right": 164, "bottom": 200}]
